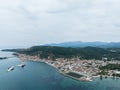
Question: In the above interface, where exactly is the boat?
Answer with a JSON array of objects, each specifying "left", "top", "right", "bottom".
[
  {"left": 17, "top": 63, "right": 26, "bottom": 68},
  {"left": 7, "top": 66, "right": 14, "bottom": 72}
]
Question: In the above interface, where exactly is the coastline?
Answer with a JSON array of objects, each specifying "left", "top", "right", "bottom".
[
  {"left": 44, "top": 61, "right": 93, "bottom": 82},
  {"left": 15, "top": 53, "right": 120, "bottom": 82},
  {"left": 1, "top": 51, "right": 120, "bottom": 90},
  {"left": 16, "top": 54, "right": 96, "bottom": 82}
]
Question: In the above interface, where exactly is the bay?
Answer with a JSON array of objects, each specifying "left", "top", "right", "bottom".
[{"left": 0, "top": 51, "right": 120, "bottom": 90}]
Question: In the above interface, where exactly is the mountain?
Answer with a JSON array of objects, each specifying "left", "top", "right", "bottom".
[{"left": 44, "top": 41, "right": 120, "bottom": 48}]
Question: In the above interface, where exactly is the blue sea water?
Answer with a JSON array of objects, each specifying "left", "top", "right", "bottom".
[{"left": 0, "top": 51, "right": 120, "bottom": 90}]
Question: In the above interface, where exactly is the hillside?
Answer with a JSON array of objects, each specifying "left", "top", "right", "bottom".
[{"left": 3, "top": 46, "right": 120, "bottom": 60}]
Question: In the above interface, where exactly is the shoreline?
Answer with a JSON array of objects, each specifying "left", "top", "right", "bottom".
[
  {"left": 26, "top": 59, "right": 118, "bottom": 82},
  {"left": 16, "top": 53, "right": 120, "bottom": 82},
  {"left": 17, "top": 58, "right": 95, "bottom": 82}
]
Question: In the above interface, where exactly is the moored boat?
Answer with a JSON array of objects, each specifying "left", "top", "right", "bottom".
[{"left": 7, "top": 66, "right": 14, "bottom": 72}]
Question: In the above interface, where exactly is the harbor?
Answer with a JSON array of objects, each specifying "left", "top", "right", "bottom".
[
  {"left": 14, "top": 53, "right": 120, "bottom": 82},
  {"left": 0, "top": 51, "right": 120, "bottom": 90}
]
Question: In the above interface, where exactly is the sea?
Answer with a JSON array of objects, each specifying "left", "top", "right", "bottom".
[{"left": 0, "top": 50, "right": 120, "bottom": 90}]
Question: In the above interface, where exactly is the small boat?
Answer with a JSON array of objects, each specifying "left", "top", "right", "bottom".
[
  {"left": 17, "top": 63, "right": 26, "bottom": 68},
  {"left": 7, "top": 66, "right": 14, "bottom": 72}
]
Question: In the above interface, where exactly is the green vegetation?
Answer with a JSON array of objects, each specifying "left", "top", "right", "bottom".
[
  {"left": 112, "top": 73, "right": 120, "bottom": 77},
  {"left": 98, "top": 70, "right": 108, "bottom": 75},
  {"left": 2, "top": 46, "right": 120, "bottom": 60},
  {"left": 99, "top": 64, "right": 120, "bottom": 70}
]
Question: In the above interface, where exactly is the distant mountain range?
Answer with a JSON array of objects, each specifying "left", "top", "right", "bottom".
[{"left": 44, "top": 41, "right": 120, "bottom": 48}]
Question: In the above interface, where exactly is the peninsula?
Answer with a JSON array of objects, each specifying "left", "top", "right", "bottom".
[{"left": 3, "top": 46, "right": 120, "bottom": 81}]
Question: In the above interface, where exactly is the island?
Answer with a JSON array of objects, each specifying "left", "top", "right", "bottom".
[
  {"left": 0, "top": 57, "right": 8, "bottom": 60},
  {"left": 3, "top": 46, "right": 120, "bottom": 81}
]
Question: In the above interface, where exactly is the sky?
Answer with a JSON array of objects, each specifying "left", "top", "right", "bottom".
[{"left": 0, "top": 0, "right": 120, "bottom": 48}]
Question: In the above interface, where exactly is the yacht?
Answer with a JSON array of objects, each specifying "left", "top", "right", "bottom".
[
  {"left": 17, "top": 63, "right": 26, "bottom": 68},
  {"left": 7, "top": 66, "right": 14, "bottom": 72}
]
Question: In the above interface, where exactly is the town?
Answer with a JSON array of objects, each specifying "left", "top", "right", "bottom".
[{"left": 16, "top": 53, "right": 120, "bottom": 82}]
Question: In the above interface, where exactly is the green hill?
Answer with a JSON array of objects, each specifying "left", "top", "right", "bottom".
[{"left": 3, "top": 46, "right": 120, "bottom": 60}]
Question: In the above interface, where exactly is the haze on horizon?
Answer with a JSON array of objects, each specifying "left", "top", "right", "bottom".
[{"left": 0, "top": 0, "right": 120, "bottom": 48}]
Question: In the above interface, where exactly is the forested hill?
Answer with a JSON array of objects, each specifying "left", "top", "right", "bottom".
[
  {"left": 3, "top": 46, "right": 120, "bottom": 60},
  {"left": 45, "top": 41, "right": 120, "bottom": 48}
]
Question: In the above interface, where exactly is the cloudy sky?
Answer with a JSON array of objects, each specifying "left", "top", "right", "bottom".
[{"left": 0, "top": 0, "right": 120, "bottom": 48}]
